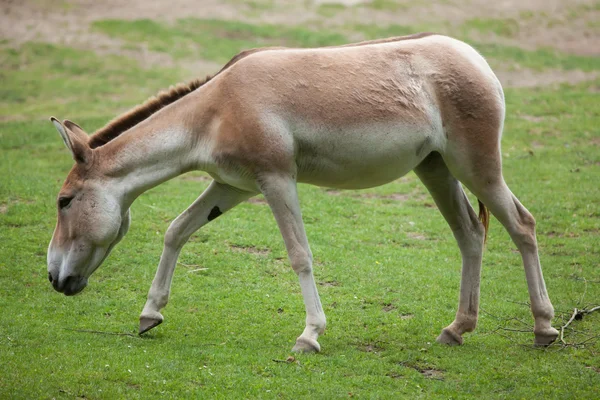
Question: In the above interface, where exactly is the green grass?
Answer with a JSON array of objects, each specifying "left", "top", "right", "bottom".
[
  {"left": 473, "top": 43, "right": 600, "bottom": 72},
  {"left": 0, "top": 42, "right": 182, "bottom": 121},
  {"left": 90, "top": 17, "right": 600, "bottom": 74},
  {"left": 363, "top": 0, "right": 410, "bottom": 11},
  {"left": 1, "top": 17, "right": 600, "bottom": 399},
  {"left": 316, "top": 2, "right": 347, "bottom": 17},
  {"left": 461, "top": 17, "right": 520, "bottom": 38},
  {"left": 92, "top": 18, "right": 347, "bottom": 63}
]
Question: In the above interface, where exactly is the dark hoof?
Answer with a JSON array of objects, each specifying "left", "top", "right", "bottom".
[
  {"left": 436, "top": 328, "right": 463, "bottom": 345},
  {"left": 139, "top": 316, "right": 163, "bottom": 335},
  {"left": 534, "top": 327, "right": 559, "bottom": 346}
]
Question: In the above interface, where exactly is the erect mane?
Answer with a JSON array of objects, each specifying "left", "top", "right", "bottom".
[
  {"left": 86, "top": 48, "right": 274, "bottom": 149},
  {"left": 88, "top": 76, "right": 211, "bottom": 149}
]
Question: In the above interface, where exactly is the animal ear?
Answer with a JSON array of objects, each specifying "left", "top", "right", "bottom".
[{"left": 50, "top": 117, "right": 92, "bottom": 164}]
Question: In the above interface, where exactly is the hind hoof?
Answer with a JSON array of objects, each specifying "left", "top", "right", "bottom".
[{"left": 436, "top": 328, "right": 463, "bottom": 345}]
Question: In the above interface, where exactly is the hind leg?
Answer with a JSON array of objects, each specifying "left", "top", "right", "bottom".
[
  {"left": 444, "top": 149, "right": 558, "bottom": 346},
  {"left": 415, "top": 153, "right": 485, "bottom": 345}
]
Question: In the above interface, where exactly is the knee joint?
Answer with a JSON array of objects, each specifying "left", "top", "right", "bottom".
[
  {"left": 164, "top": 222, "right": 185, "bottom": 250},
  {"left": 289, "top": 248, "right": 312, "bottom": 274}
]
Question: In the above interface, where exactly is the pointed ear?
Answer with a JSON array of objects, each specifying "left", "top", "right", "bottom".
[{"left": 50, "top": 117, "right": 92, "bottom": 164}]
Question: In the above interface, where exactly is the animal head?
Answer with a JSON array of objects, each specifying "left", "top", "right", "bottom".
[{"left": 47, "top": 118, "right": 130, "bottom": 295}]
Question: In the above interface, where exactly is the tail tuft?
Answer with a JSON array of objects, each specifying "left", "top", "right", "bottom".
[{"left": 478, "top": 200, "right": 490, "bottom": 244}]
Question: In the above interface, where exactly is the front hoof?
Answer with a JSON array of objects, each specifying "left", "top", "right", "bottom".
[
  {"left": 534, "top": 327, "right": 559, "bottom": 346},
  {"left": 139, "top": 315, "right": 163, "bottom": 335},
  {"left": 436, "top": 328, "right": 463, "bottom": 345},
  {"left": 292, "top": 337, "right": 321, "bottom": 353}
]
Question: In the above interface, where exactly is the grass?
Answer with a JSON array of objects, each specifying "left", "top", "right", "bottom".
[
  {"left": 316, "top": 2, "right": 347, "bottom": 17},
  {"left": 461, "top": 17, "right": 520, "bottom": 38},
  {"left": 1, "top": 13, "right": 600, "bottom": 400},
  {"left": 90, "top": 17, "right": 600, "bottom": 75},
  {"left": 0, "top": 42, "right": 182, "bottom": 121},
  {"left": 362, "top": 0, "right": 410, "bottom": 11},
  {"left": 92, "top": 19, "right": 347, "bottom": 64}
]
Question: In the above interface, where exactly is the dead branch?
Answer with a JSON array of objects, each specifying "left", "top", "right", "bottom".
[
  {"left": 178, "top": 262, "right": 201, "bottom": 267},
  {"left": 560, "top": 308, "right": 579, "bottom": 345},
  {"left": 581, "top": 305, "right": 600, "bottom": 315},
  {"left": 559, "top": 305, "right": 600, "bottom": 345},
  {"left": 499, "top": 327, "right": 532, "bottom": 333},
  {"left": 577, "top": 277, "right": 588, "bottom": 307}
]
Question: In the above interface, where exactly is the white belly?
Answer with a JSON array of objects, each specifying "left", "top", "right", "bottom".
[{"left": 295, "top": 120, "right": 442, "bottom": 189}]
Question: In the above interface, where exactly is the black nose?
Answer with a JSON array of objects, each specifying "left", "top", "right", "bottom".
[{"left": 49, "top": 271, "right": 60, "bottom": 290}]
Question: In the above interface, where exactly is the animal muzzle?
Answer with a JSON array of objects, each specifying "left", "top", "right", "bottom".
[{"left": 48, "top": 271, "right": 88, "bottom": 296}]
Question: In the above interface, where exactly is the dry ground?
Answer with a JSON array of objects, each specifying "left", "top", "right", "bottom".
[{"left": 1, "top": 0, "right": 599, "bottom": 87}]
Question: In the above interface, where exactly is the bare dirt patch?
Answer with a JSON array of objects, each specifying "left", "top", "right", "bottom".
[
  {"left": 400, "top": 361, "right": 444, "bottom": 380},
  {"left": 319, "top": 280, "right": 341, "bottom": 287},
  {"left": 1, "top": 0, "right": 597, "bottom": 87},
  {"left": 228, "top": 243, "right": 270, "bottom": 256},
  {"left": 321, "top": 0, "right": 599, "bottom": 57},
  {"left": 495, "top": 69, "right": 599, "bottom": 89},
  {"left": 357, "top": 342, "right": 385, "bottom": 353},
  {"left": 247, "top": 196, "right": 268, "bottom": 205},
  {"left": 0, "top": 0, "right": 221, "bottom": 74},
  {"left": 406, "top": 232, "right": 427, "bottom": 241}
]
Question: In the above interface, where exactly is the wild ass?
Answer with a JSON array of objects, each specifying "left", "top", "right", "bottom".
[{"left": 47, "top": 34, "right": 559, "bottom": 352}]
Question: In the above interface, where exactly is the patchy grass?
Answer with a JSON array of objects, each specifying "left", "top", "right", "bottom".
[
  {"left": 91, "top": 17, "right": 600, "bottom": 76},
  {"left": 473, "top": 43, "right": 600, "bottom": 72},
  {"left": 362, "top": 0, "right": 410, "bottom": 11},
  {"left": 461, "top": 17, "right": 520, "bottom": 38},
  {"left": 351, "top": 23, "right": 417, "bottom": 40},
  {"left": 317, "top": 2, "right": 347, "bottom": 17},
  {"left": 92, "top": 18, "right": 347, "bottom": 63},
  {"left": 0, "top": 42, "right": 182, "bottom": 121},
  {"left": 1, "top": 17, "right": 600, "bottom": 400}
]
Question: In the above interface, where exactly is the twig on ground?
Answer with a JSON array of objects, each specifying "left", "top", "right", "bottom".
[
  {"left": 178, "top": 262, "right": 201, "bottom": 267},
  {"left": 581, "top": 305, "right": 600, "bottom": 315},
  {"left": 573, "top": 335, "right": 600, "bottom": 346},
  {"left": 499, "top": 327, "right": 532, "bottom": 333},
  {"left": 560, "top": 308, "right": 579, "bottom": 345},
  {"left": 64, "top": 328, "right": 138, "bottom": 338},
  {"left": 577, "top": 277, "right": 588, "bottom": 307},
  {"left": 559, "top": 305, "right": 600, "bottom": 345},
  {"left": 488, "top": 303, "right": 599, "bottom": 348},
  {"left": 506, "top": 300, "right": 531, "bottom": 307},
  {"left": 567, "top": 275, "right": 600, "bottom": 284},
  {"left": 272, "top": 356, "right": 299, "bottom": 365}
]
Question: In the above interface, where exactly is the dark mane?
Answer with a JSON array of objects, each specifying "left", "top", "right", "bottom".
[
  {"left": 88, "top": 76, "right": 211, "bottom": 148},
  {"left": 88, "top": 33, "right": 435, "bottom": 149},
  {"left": 87, "top": 48, "right": 281, "bottom": 149}
]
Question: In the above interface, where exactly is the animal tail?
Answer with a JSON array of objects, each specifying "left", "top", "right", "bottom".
[{"left": 478, "top": 199, "right": 490, "bottom": 244}]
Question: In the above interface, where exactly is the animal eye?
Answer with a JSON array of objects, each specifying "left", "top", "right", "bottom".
[{"left": 58, "top": 196, "right": 74, "bottom": 209}]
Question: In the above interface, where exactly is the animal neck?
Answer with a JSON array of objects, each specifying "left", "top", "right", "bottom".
[{"left": 96, "top": 92, "right": 214, "bottom": 207}]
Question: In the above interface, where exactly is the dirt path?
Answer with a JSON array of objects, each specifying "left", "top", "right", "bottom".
[{"left": 1, "top": 0, "right": 598, "bottom": 87}]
